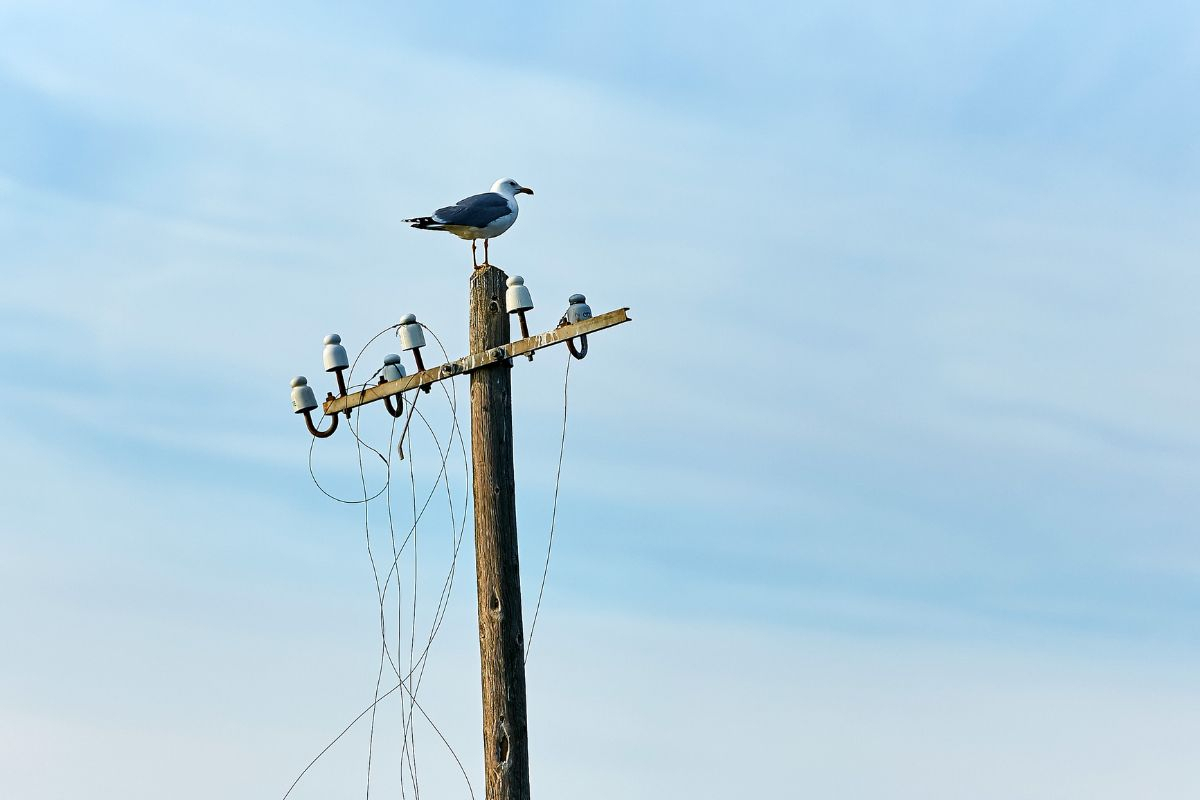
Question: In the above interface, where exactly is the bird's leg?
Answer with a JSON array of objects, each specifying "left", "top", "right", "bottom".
[
  {"left": 472, "top": 239, "right": 478, "bottom": 267},
  {"left": 483, "top": 238, "right": 490, "bottom": 266}
]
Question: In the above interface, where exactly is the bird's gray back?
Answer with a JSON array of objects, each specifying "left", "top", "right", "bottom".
[{"left": 433, "top": 192, "right": 512, "bottom": 228}]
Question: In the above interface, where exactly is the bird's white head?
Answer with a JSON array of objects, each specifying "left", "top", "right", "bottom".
[{"left": 492, "top": 178, "right": 534, "bottom": 198}]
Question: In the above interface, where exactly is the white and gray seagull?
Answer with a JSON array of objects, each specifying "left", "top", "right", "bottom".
[{"left": 404, "top": 178, "right": 534, "bottom": 268}]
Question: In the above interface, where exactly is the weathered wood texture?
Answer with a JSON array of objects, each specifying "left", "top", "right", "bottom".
[
  {"left": 469, "top": 265, "right": 532, "bottom": 800},
  {"left": 322, "top": 307, "right": 630, "bottom": 416}
]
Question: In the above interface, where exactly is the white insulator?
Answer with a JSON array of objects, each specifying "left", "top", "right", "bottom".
[
  {"left": 322, "top": 333, "right": 349, "bottom": 372},
  {"left": 398, "top": 314, "right": 426, "bottom": 351},
  {"left": 382, "top": 353, "right": 406, "bottom": 382},
  {"left": 505, "top": 275, "right": 534, "bottom": 313},
  {"left": 290, "top": 376, "right": 318, "bottom": 413},
  {"left": 565, "top": 294, "right": 592, "bottom": 324}
]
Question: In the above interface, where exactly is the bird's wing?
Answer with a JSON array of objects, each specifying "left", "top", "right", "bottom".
[{"left": 432, "top": 193, "right": 512, "bottom": 228}]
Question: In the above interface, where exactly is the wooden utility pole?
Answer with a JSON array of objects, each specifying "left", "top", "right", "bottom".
[
  {"left": 468, "top": 265, "right": 531, "bottom": 800},
  {"left": 303, "top": 264, "right": 630, "bottom": 800}
]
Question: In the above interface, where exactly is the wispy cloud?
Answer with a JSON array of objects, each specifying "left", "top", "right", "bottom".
[{"left": 2, "top": 2, "right": 1199, "bottom": 797}]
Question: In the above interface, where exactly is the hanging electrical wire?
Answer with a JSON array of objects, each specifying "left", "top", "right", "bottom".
[
  {"left": 394, "top": 324, "right": 472, "bottom": 800},
  {"left": 286, "top": 323, "right": 473, "bottom": 800},
  {"left": 282, "top": 284, "right": 629, "bottom": 800},
  {"left": 366, "top": 330, "right": 469, "bottom": 800},
  {"left": 524, "top": 348, "right": 572, "bottom": 663}
]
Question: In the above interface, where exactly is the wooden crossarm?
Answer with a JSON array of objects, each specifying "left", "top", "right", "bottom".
[{"left": 322, "top": 307, "right": 631, "bottom": 416}]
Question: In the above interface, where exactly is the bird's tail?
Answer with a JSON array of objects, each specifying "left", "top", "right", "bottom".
[{"left": 403, "top": 216, "right": 443, "bottom": 230}]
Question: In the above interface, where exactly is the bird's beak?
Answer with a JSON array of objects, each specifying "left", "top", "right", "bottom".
[{"left": 518, "top": 187, "right": 534, "bottom": 195}]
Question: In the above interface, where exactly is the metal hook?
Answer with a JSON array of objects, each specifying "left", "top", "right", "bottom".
[
  {"left": 379, "top": 376, "right": 406, "bottom": 418},
  {"left": 322, "top": 335, "right": 352, "bottom": 416},
  {"left": 566, "top": 334, "right": 588, "bottom": 359},
  {"left": 383, "top": 394, "right": 405, "bottom": 417},
  {"left": 515, "top": 310, "right": 534, "bottom": 361},
  {"left": 411, "top": 349, "right": 431, "bottom": 393},
  {"left": 559, "top": 295, "right": 592, "bottom": 360},
  {"left": 558, "top": 313, "right": 588, "bottom": 359},
  {"left": 400, "top": 316, "right": 432, "bottom": 394},
  {"left": 302, "top": 397, "right": 339, "bottom": 438},
  {"left": 332, "top": 367, "right": 355, "bottom": 419}
]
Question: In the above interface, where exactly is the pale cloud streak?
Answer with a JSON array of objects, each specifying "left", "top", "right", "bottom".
[{"left": 2, "top": 2, "right": 1199, "bottom": 797}]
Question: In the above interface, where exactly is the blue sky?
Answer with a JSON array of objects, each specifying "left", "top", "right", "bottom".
[{"left": 2, "top": 1, "right": 1199, "bottom": 797}]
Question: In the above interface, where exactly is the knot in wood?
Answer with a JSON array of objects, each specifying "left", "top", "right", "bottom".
[{"left": 494, "top": 717, "right": 513, "bottom": 770}]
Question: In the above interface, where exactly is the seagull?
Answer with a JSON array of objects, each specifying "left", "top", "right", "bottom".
[{"left": 404, "top": 178, "right": 534, "bottom": 268}]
